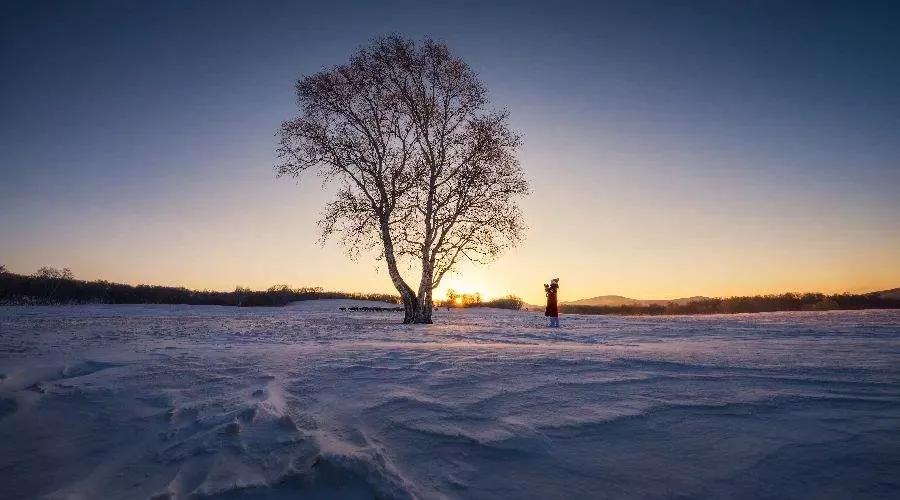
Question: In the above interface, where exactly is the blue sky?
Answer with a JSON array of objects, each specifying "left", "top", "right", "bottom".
[{"left": 2, "top": 0, "right": 899, "bottom": 302}]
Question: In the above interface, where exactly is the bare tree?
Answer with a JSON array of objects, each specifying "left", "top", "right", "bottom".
[
  {"left": 33, "top": 266, "right": 74, "bottom": 280},
  {"left": 277, "top": 35, "right": 529, "bottom": 323}
]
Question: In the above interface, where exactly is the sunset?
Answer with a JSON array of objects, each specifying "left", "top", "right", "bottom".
[
  {"left": 1, "top": 1, "right": 899, "bottom": 499},
  {"left": 3, "top": 2, "right": 899, "bottom": 304}
]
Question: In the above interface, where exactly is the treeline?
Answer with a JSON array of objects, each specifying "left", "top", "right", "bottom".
[
  {"left": 482, "top": 296, "right": 525, "bottom": 310},
  {"left": 560, "top": 292, "right": 900, "bottom": 316},
  {"left": 0, "top": 268, "right": 398, "bottom": 306},
  {"left": 441, "top": 290, "right": 524, "bottom": 310}
]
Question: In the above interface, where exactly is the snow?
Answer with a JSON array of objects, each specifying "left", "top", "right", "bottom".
[{"left": 1, "top": 304, "right": 898, "bottom": 499}]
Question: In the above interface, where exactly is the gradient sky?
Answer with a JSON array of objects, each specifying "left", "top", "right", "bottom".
[{"left": 2, "top": 0, "right": 899, "bottom": 304}]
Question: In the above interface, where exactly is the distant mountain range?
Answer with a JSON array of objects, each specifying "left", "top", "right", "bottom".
[
  {"left": 551, "top": 288, "right": 900, "bottom": 308},
  {"left": 523, "top": 294, "right": 711, "bottom": 310},
  {"left": 563, "top": 295, "right": 712, "bottom": 307}
]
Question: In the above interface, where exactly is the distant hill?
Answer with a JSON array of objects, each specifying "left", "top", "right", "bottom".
[
  {"left": 565, "top": 295, "right": 639, "bottom": 307},
  {"left": 567, "top": 290, "right": 900, "bottom": 306},
  {"left": 565, "top": 295, "right": 712, "bottom": 307},
  {"left": 555, "top": 289, "right": 900, "bottom": 316}
]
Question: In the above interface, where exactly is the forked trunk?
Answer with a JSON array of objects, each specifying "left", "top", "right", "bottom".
[
  {"left": 402, "top": 295, "right": 433, "bottom": 324},
  {"left": 380, "top": 220, "right": 432, "bottom": 324},
  {"left": 403, "top": 258, "right": 434, "bottom": 324}
]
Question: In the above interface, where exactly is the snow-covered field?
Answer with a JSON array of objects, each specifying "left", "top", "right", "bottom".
[{"left": 1, "top": 302, "right": 898, "bottom": 499}]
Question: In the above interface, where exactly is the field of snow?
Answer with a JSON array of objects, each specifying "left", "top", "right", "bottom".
[{"left": 1, "top": 302, "right": 899, "bottom": 499}]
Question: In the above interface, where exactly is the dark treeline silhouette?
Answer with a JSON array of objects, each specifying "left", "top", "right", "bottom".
[
  {"left": 0, "top": 268, "right": 398, "bottom": 306},
  {"left": 482, "top": 295, "right": 525, "bottom": 310},
  {"left": 441, "top": 290, "right": 524, "bottom": 310},
  {"left": 561, "top": 292, "right": 900, "bottom": 316}
]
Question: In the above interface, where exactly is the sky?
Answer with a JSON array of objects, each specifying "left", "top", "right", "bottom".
[{"left": 2, "top": 0, "right": 899, "bottom": 304}]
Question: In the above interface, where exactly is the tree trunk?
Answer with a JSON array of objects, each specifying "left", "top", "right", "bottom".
[
  {"left": 380, "top": 219, "right": 432, "bottom": 324},
  {"left": 402, "top": 296, "right": 432, "bottom": 324},
  {"left": 409, "top": 257, "right": 434, "bottom": 324}
]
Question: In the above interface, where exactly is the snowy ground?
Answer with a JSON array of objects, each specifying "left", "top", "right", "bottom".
[{"left": 1, "top": 302, "right": 898, "bottom": 499}]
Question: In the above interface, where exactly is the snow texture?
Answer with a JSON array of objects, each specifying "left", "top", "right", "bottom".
[{"left": 1, "top": 302, "right": 898, "bottom": 499}]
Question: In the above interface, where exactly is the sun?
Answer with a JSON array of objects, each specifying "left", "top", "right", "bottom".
[{"left": 436, "top": 274, "right": 496, "bottom": 303}]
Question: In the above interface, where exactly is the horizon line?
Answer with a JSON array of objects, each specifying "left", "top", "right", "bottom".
[{"left": 2, "top": 266, "right": 895, "bottom": 302}]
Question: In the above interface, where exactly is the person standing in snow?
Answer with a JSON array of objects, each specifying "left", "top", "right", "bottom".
[{"left": 545, "top": 278, "right": 560, "bottom": 327}]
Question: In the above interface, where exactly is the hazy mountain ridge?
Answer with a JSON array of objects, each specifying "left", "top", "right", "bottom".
[
  {"left": 565, "top": 295, "right": 712, "bottom": 307},
  {"left": 563, "top": 288, "right": 900, "bottom": 308}
]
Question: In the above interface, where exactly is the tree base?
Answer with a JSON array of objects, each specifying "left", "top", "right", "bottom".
[
  {"left": 402, "top": 303, "right": 433, "bottom": 324},
  {"left": 403, "top": 318, "right": 433, "bottom": 324}
]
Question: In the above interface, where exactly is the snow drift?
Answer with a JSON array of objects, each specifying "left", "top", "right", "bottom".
[{"left": 1, "top": 304, "right": 898, "bottom": 499}]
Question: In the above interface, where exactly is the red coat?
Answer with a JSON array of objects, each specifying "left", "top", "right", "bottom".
[{"left": 545, "top": 283, "right": 559, "bottom": 317}]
